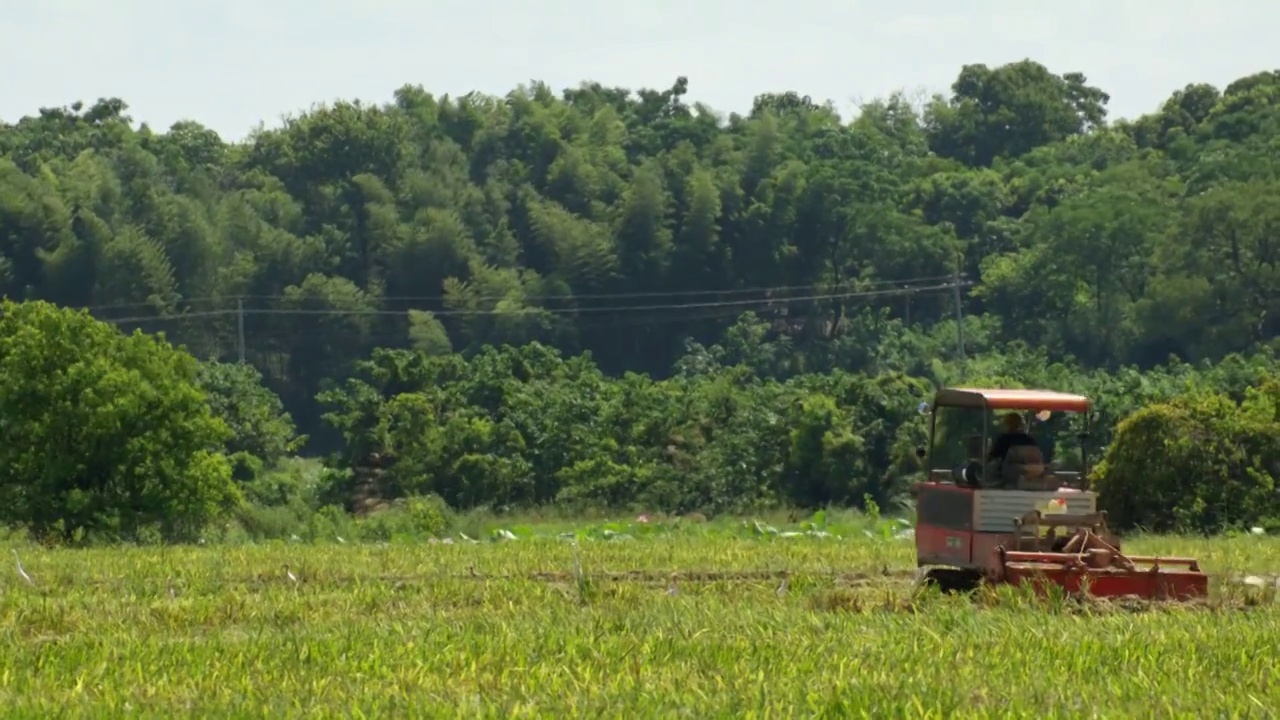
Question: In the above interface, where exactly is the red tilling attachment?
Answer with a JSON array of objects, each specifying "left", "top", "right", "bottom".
[{"left": 998, "top": 551, "right": 1209, "bottom": 601}]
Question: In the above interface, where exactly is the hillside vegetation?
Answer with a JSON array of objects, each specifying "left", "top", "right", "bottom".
[{"left": 3, "top": 60, "right": 1280, "bottom": 540}]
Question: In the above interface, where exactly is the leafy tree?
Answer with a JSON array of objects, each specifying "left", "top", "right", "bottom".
[
  {"left": 0, "top": 300, "right": 237, "bottom": 542},
  {"left": 926, "top": 60, "right": 1110, "bottom": 166},
  {"left": 1094, "top": 384, "right": 1280, "bottom": 533},
  {"left": 196, "top": 359, "right": 304, "bottom": 480}
]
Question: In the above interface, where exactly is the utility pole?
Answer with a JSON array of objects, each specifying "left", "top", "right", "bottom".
[
  {"left": 236, "top": 298, "right": 245, "bottom": 364},
  {"left": 951, "top": 261, "right": 966, "bottom": 366}
]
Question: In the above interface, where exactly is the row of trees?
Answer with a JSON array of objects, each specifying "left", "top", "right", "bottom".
[
  {"left": 2, "top": 62, "right": 1279, "bottom": 446},
  {"left": 318, "top": 323, "right": 1280, "bottom": 533},
  {"left": 3, "top": 59, "right": 1280, "bottom": 541},
  {"left": 2, "top": 298, "right": 1277, "bottom": 543}
]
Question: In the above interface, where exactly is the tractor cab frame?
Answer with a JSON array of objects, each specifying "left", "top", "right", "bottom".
[
  {"left": 911, "top": 387, "right": 1208, "bottom": 600},
  {"left": 917, "top": 387, "right": 1094, "bottom": 492}
]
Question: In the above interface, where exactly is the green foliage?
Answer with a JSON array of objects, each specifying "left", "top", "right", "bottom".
[
  {"left": 196, "top": 359, "right": 304, "bottom": 480},
  {"left": 1, "top": 62, "right": 1277, "bottom": 452},
  {"left": 1095, "top": 382, "right": 1280, "bottom": 533},
  {"left": 240, "top": 457, "right": 324, "bottom": 508},
  {"left": 316, "top": 343, "right": 927, "bottom": 514},
  {"left": 356, "top": 495, "right": 454, "bottom": 541},
  {"left": 4, "top": 62, "right": 1280, "bottom": 534},
  {"left": 0, "top": 300, "right": 238, "bottom": 543}
]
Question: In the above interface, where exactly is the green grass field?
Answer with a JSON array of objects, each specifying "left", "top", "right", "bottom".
[{"left": 2, "top": 515, "right": 1279, "bottom": 718}]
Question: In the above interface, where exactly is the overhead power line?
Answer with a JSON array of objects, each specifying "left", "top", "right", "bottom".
[
  {"left": 99, "top": 281, "right": 970, "bottom": 325},
  {"left": 80, "top": 274, "right": 961, "bottom": 313},
  {"left": 87, "top": 277, "right": 972, "bottom": 368}
]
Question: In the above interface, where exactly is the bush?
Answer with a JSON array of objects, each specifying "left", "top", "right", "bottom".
[
  {"left": 0, "top": 300, "right": 238, "bottom": 543},
  {"left": 1094, "top": 384, "right": 1280, "bottom": 533},
  {"left": 242, "top": 458, "right": 325, "bottom": 508},
  {"left": 353, "top": 495, "right": 454, "bottom": 541},
  {"left": 196, "top": 360, "right": 303, "bottom": 481}
]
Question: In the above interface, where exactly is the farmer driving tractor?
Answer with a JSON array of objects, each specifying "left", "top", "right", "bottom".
[
  {"left": 987, "top": 412, "right": 1037, "bottom": 463},
  {"left": 982, "top": 411, "right": 1050, "bottom": 487},
  {"left": 913, "top": 386, "right": 1210, "bottom": 600}
]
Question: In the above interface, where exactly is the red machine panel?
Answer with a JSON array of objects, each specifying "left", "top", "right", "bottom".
[{"left": 915, "top": 483, "right": 976, "bottom": 567}]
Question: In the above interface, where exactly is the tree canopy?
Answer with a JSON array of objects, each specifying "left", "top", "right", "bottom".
[
  {"left": 4, "top": 59, "right": 1280, "bottom": 535},
  {"left": 0, "top": 300, "right": 237, "bottom": 542},
  {"left": 3, "top": 60, "right": 1278, "bottom": 444}
]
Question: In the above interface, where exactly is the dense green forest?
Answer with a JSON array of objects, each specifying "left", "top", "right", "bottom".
[{"left": 2, "top": 59, "right": 1280, "bottom": 542}]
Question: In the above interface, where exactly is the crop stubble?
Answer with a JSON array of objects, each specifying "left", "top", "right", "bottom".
[{"left": 0, "top": 533, "right": 1278, "bottom": 717}]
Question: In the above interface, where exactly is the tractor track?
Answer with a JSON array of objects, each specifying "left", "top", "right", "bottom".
[
  {"left": 42, "top": 568, "right": 1274, "bottom": 586},
  {"left": 34, "top": 568, "right": 1277, "bottom": 605},
  {"left": 473, "top": 567, "right": 912, "bottom": 583},
  {"left": 42, "top": 567, "right": 914, "bottom": 591}
]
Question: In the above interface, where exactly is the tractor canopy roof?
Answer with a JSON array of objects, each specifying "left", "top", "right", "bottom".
[{"left": 933, "top": 387, "right": 1091, "bottom": 413}]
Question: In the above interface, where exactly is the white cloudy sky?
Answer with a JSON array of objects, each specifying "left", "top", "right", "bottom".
[{"left": 4, "top": 0, "right": 1277, "bottom": 141}]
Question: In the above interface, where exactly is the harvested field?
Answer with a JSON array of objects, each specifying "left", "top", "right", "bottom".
[{"left": 1, "top": 525, "right": 1278, "bottom": 717}]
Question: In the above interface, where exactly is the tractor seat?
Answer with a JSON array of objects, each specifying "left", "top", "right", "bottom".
[{"left": 1002, "top": 444, "right": 1048, "bottom": 489}]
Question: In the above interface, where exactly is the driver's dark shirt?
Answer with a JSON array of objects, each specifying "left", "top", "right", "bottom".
[{"left": 988, "top": 431, "right": 1037, "bottom": 461}]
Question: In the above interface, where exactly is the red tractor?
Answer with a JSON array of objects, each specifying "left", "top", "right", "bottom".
[{"left": 913, "top": 387, "right": 1208, "bottom": 600}]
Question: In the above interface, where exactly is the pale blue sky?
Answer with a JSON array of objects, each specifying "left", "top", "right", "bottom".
[{"left": 5, "top": 0, "right": 1278, "bottom": 141}]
